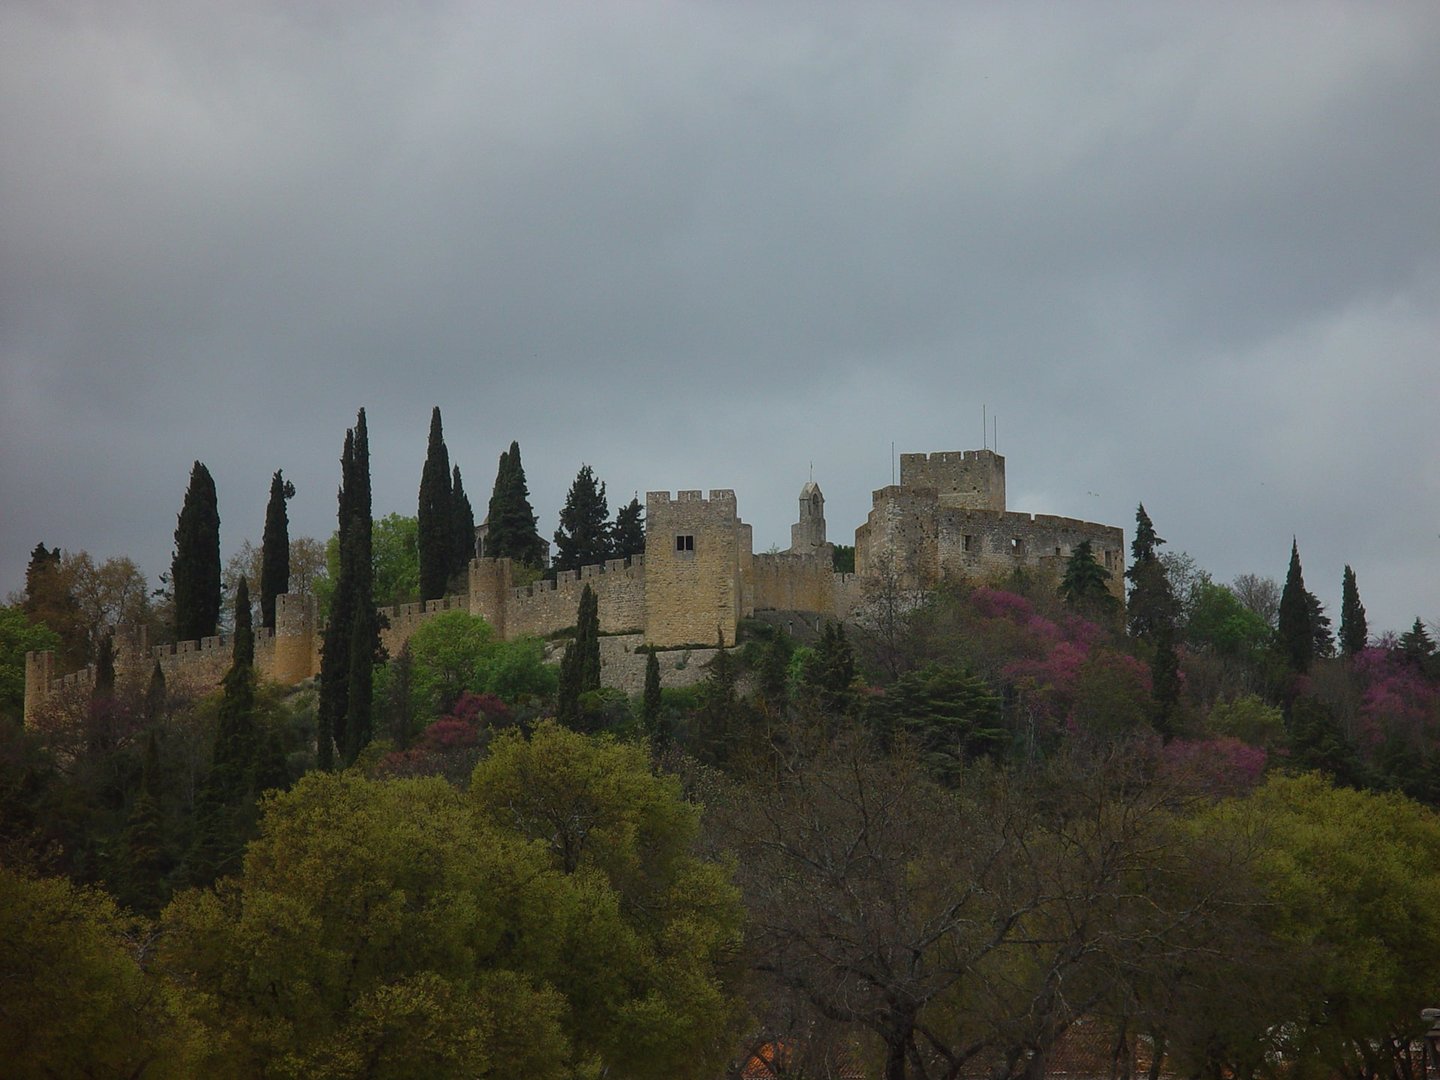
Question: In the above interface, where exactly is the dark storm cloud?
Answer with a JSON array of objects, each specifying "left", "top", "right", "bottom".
[{"left": 1, "top": 2, "right": 1436, "bottom": 635}]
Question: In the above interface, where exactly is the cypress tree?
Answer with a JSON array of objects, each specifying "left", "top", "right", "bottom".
[
  {"left": 556, "top": 584, "right": 601, "bottom": 730},
  {"left": 317, "top": 428, "right": 355, "bottom": 770},
  {"left": 259, "top": 470, "right": 295, "bottom": 630},
  {"left": 172, "top": 461, "right": 222, "bottom": 642},
  {"left": 554, "top": 464, "right": 611, "bottom": 572},
  {"left": 612, "top": 496, "right": 645, "bottom": 561},
  {"left": 214, "top": 576, "right": 257, "bottom": 800},
  {"left": 1277, "top": 538, "right": 1313, "bottom": 673},
  {"left": 144, "top": 660, "right": 166, "bottom": 723},
  {"left": 451, "top": 464, "right": 475, "bottom": 583},
  {"left": 641, "top": 649, "right": 665, "bottom": 746},
  {"left": 344, "top": 408, "right": 379, "bottom": 765},
  {"left": 417, "top": 407, "right": 453, "bottom": 602},
  {"left": 484, "top": 441, "right": 546, "bottom": 567},
  {"left": 1339, "top": 565, "right": 1368, "bottom": 657},
  {"left": 92, "top": 633, "right": 116, "bottom": 702}
]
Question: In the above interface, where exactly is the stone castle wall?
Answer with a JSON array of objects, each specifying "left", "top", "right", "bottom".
[
  {"left": 751, "top": 550, "right": 836, "bottom": 616},
  {"left": 468, "top": 557, "right": 647, "bottom": 640},
  {"left": 900, "top": 449, "right": 1006, "bottom": 511}
]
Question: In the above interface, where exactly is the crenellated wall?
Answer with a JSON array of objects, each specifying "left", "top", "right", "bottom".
[
  {"left": 468, "top": 556, "right": 647, "bottom": 641},
  {"left": 751, "top": 550, "right": 836, "bottom": 615},
  {"left": 899, "top": 449, "right": 1006, "bottom": 511},
  {"left": 645, "top": 490, "right": 747, "bottom": 647}
]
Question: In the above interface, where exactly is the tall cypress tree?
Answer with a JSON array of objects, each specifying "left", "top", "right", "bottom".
[
  {"left": 344, "top": 408, "right": 379, "bottom": 765},
  {"left": 451, "top": 464, "right": 475, "bottom": 583},
  {"left": 1339, "top": 565, "right": 1368, "bottom": 657},
  {"left": 417, "top": 407, "right": 453, "bottom": 602},
  {"left": 554, "top": 464, "right": 611, "bottom": 572},
  {"left": 260, "top": 470, "right": 295, "bottom": 630},
  {"left": 317, "top": 428, "right": 356, "bottom": 770},
  {"left": 1277, "top": 538, "right": 1313, "bottom": 673},
  {"left": 214, "top": 576, "right": 257, "bottom": 801},
  {"left": 642, "top": 650, "right": 665, "bottom": 746},
  {"left": 172, "top": 461, "right": 222, "bottom": 642},
  {"left": 484, "top": 441, "right": 546, "bottom": 567},
  {"left": 556, "top": 584, "right": 601, "bottom": 730}
]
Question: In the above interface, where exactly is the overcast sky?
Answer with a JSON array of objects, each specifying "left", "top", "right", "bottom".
[{"left": 2, "top": 2, "right": 1437, "bottom": 639}]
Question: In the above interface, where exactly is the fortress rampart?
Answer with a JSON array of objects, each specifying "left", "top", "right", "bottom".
[{"left": 24, "top": 448, "right": 1123, "bottom": 721}]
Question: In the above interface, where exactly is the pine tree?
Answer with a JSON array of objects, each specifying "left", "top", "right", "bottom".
[
  {"left": 417, "top": 407, "right": 454, "bottom": 602},
  {"left": 172, "top": 461, "right": 222, "bottom": 642},
  {"left": 483, "top": 441, "right": 546, "bottom": 567},
  {"left": 1339, "top": 565, "right": 1368, "bottom": 657},
  {"left": 554, "top": 464, "right": 611, "bottom": 572},
  {"left": 1125, "top": 504, "right": 1176, "bottom": 640},
  {"left": 1400, "top": 618, "right": 1436, "bottom": 665},
  {"left": 23, "top": 542, "right": 86, "bottom": 667},
  {"left": 693, "top": 631, "right": 741, "bottom": 766},
  {"left": 1150, "top": 627, "right": 1181, "bottom": 738},
  {"left": 1059, "top": 540, "right": 1119, "bottom": 621},
  {"left": 1306, "top": 591, "right": 1335, "bottom": 659},
  {"left": 612, "top": 496, "right": 645, "bottom": 561},
  {"left": 557, "top": 584, "right": 602, "bottom": 730},
  {"left": 1277, "top": 539, "right": 1313, "bottom": 673},
  {"left": 120, "top": 728, "right": 168, "bottom": 915},
  {"left": 260, "top": 469, "right": 295, "bottom": 630},
  {"left": 804, "top": 621, "right": 857, "bottom": 717},
  {"left": 641, "top": 650, "right": 665, "bottom": 746},
  {"left": 450, "top": 464, "right": 475, "bottom": 584}
]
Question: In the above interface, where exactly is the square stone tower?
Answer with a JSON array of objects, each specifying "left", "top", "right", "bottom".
[{"left": 644, "top": 490, "right": 748, "bottom": 647}]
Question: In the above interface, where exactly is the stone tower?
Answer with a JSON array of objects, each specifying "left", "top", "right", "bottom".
[
  {"left": 790, "top": 480, "right": 827, "bottom": 554},
  {"left": 643, "top": 490, "right": 748, "bottom": 647}
]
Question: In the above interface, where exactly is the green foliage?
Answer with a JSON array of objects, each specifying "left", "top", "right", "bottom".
[
  {"left": 1278, "top": 538, "right": 1313, "bottom": 673},
  {"left": 554, "top": 464, "right": 611, "bottom": 573},
  {"left": 483, "top": 441, "right": 547, "bottom": 568},
  {"left": 641, "top": 650, "right": 665, "bottom": 745},
  {"left": 260, "top": 469, "right": 294, "bottom": 630},
  {"left": 159, "top": 736, "right": 744, "bottom": 1079},
  {"left": 0, "top": 605, "right": 59, "bottom": 721},
  {"left": 1186, "top": 581, "right": 1274, "bottom": 656},
  {"left": 172, "top": 461, "right": 222, "bottom": 642},
  {"left": 867, "top": 663, "right": 1004, "bottom": 779},
  {"left": 418, "top": 406, "right": 454, "bottom": 602},
  {"left": 0, "top": 867, "right": 192, "bottom": 1076},
  {"left": 1206, "top": 694, "right": 1285, "bottom": 748},
  {"left": 404, "top": 610, "right": 554, "bottom": 723},
  {"left": 831, "top": 543, "right": 855, "bottom": 574},
  {"left": 22, "top": 542, "right": 88, "bottom": 668}
]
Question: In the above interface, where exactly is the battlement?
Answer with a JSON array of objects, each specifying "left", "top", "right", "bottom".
[
  {"left": 899, "top": 448, "right": 1005, "bottom": 512},
  {"left": 646, "top": 489, "right": 737, "bottom": 509},
  {"left": 901, "top": 450, "right": 1001, "bottom": 467}
]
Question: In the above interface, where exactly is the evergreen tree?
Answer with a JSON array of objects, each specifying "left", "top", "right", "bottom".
[
  {"left": 1126, "top": 504, "right": 1176, "bottom": 640},
  {"left": 1339, "top": 565, "right": 1368, "bottom": 657},
  {"left": 1306, "top": 590, "right": 1335, "bottom": 659},
  {"left": 1400, "top": 618, "right": 1436, "bottom": 666},
  {"left": 259, "top": 470, "right": 295, "bottom": 630},
  {"left": 317, "top": 411, "right": 380, "bottom": 769},
  {"left": 213, "top": 576, "right": 257, "bottom": 803},
  {"left": 556, "top": 584, "right": 601, "bottom": 730},
  {"left": 317, "top": 428, "right": 355, "bottom": 770},
  {"left": 417, "top": 407, "right": 454, "bottom": 602},
  {"left": 23, "top": 542, "right": 86, "bottom": 667},
  {"left": 343, "top": 409, "right": 379, "bottom": 765},
  {"left": 641, "top": 650, "right": 665, "bottom": 747},
  {"left": 803, "top": 621, "right": 857, "bottom": 717},
  {"left": 483, "top": 441, "right": 546, "bottom": 567},
  {"left": 612, "top": 496, "right": 645, "bottom": 561},
  {"left": 92, "top": 633, "right": 115, "bottom": 702},
  {"left": 119, "top": 728, "right": 167, "bottom": 914},
  {"left": 1277, "top": 539, "right": 1313, "bottom": 673},
  {"left": 554, "top": 464, "right": 611, "bottom": 572},
  {"left": 1150, "top": 627, "right": 1181, "bottom": 738},
  {"left": 692, "top": 630, "right": 743, "bottom": 766},
  {"left": 1059, "top": 540, "right": 1119, "bottom": 621},
  {"left": 450, "top": 464, "right": 476, "bottom": 584},
  {"left": 172, "top": 461, "right": 222, "bottom": 642},
  {"left": 144, "top": 660, "right": 166, "bottom": 723}
]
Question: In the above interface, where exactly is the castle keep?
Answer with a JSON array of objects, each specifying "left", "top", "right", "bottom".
[{"left": 24, "top": 449, "right": 1123, "bottom": 721}]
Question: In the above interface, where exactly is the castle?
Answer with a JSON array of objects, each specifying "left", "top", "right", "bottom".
[{"left": 23, "top": 449, "right": 1123, "bottom": 722}]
